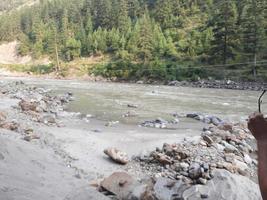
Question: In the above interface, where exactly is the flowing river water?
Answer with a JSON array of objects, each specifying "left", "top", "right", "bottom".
[
  {"left": 1, "top": 77, "right": 266, "bottom": 123},
  {"left": 8, "top": 78, "right": 265, "bottom": 119}
]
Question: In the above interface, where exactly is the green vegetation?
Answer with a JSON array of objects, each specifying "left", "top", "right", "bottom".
[{"left": 0, "top": 0, "right": 267, "bottom": 81}]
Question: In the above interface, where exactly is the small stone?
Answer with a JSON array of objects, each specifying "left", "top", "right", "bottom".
[
  {"left": 215, "top": 143, "right": 225, "bottom": 151},
  {"left": 23, "top": 135, "right": 40, "bottom": 142},
  {"left": 180, "top": 162, "right": 190, "bottom": 170},
  {"left": 19, "top": 100, "right": 37, "bottom": 112},
  {"left": 155, "top": 153, "right": 172, "bottom": 165},
  {"left": 163, "top": 143, "right": 173, "bottom": 156},
  {"left": 222, "top": 162, "right": 235, "bottom": 173},
  {"left": 189, "top": 163, "right": 202, "bottom": 179},
  {"left": 202, "top": 163, "right": 209, "bottom": 172},
  {"left": 105, "top": 121, "right": 119, "bottom": 127},
  {"left": 200, "top": 194, "right": 209, "bottom": 199},
  {"left": 0, "top": 121, "right": 19, "bottom": 131},
  {"left": 234, "top": 159, "right": 248, "bottom": 171},
  {"left": 0, "top": 111, "right": 6, "bottom": 122},
  {"left": 198, "top": 178, "right": 207, "bottom": 185},
  {"left": 218, "top": 123, "right": 233, "bottom": 131},
  {"left": 127, "top": 104, "right": 138, "bottom": 108},
  {"left": 243, "top": 154, "right": 252, "bottom": 165},
  {"left": 199, "top": 141, "right": 207, "bottom": 146},
  {"left": 221, "top": 141, "right": 239, "bottom": 154},
  {"left": 202, "top": 135, "right": 213, "bottom": 145}
]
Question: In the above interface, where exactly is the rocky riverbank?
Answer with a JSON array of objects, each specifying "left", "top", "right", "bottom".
[
  {"left": 167, "top": 80, "right": 267, "bottom": 91},
  {"left": 1, "top": 69, "right": 266, "bottom": 91},
  {"left": 95, "top": 121, "right": 262, "bottom": 200},
  {"left": 0, "top": 80, "right": 262, "bottom": 200}
]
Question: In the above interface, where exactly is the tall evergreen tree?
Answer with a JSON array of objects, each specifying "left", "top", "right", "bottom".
[
  {"left": 210, "top": 0, "right": 239, "bottom": 64},
  {"left": 241, "top": 0, "right": 267, "bottom": 76}
]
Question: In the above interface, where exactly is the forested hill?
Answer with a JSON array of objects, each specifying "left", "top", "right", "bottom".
[{"left": 0, "top": 0, "right": 267, "bottom": 81}]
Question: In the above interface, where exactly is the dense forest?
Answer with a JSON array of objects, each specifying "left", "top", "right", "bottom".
[{"left": 0, "top": 0, "right": 267, "bottom": 81}]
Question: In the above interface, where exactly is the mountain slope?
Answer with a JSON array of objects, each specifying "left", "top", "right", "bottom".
[{"left": 0, "top": 0, "right": 37, "bottom": 12}]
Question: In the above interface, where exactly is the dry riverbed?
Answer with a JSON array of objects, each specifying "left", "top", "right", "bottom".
[{"left": 0, "top": 78, "right": 263, "bottom": 200}]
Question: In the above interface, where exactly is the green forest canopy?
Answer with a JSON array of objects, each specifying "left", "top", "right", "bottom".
[{"left": 0, "top": 0, "right": 267, "bottom": 81}]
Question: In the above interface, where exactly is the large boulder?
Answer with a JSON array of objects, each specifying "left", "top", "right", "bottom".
[
  {"left": 182, "top": 169, "right": 262, "bottom": 200},
  {"left": 100, "top": 172, "right": 137, "bottom": 199}
]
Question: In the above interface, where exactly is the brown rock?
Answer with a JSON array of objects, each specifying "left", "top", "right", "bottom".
[
  {"left": 202, "top": 135, "right": 213, "bottom": 145},
  {"left": 0, "top": 112, "right": 6, "bottom": 122},
  {"left": 218, "top": 123, "right": 233, "bottom": 131},
  {"left": 222, "top": 162, "right": 236, "bottom": 173},
  {"left": 0, "top": 121, "right": 19, "bottom": 131},
  {"left": 153, "top": 153, "right": 172, "bottom": 165},
  {"left": 19, "top": 100, "right": 37, "bottom": 112},
  {"left": 100, "top": 172, "right": 136, "bottom": 199},
  {"left": 104, "top": 147, "right": 129, "bottom": 165}
]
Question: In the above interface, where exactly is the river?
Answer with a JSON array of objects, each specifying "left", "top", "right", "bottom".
[{"left": 2, "top": 77, "right": 263, "bottom": 122}]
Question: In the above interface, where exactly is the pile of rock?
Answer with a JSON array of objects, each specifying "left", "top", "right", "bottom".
[
  {"left": 0, "top": 81, "right": 74, "bottom": 126},
  {"left": 96, "top": 169, "right": 261, "bottom": 200},
  {"left": 95, "top": 122, "right": 261, "bottom": 200},
  {"left": 168, "top": 80, "right": 267, "bottom": 91},
  {"left": 140, "top": 117, "right": 179, "bottom": 129},
  {"left": 186, "top": 113, "right": 223, "bottom": 126},
  {"left": 135, "top": 122, "right": 257, "bottom": 184}
]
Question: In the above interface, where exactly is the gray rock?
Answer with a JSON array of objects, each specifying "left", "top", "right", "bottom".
[
  {"left": 189, "top": 163, "right": 202, "bottom": 179},
  {"left": 198, "top": 178, "right": 207, "bottom": 185},
  {"left": 182, "top": 169, "right": 262, "bottom": 200},
  {"left": 40, "top": 114, "right": 56, "bottom": 124},
  {"left": 234, "top": 159, "right": 248, "bottom": 171},
  {"left": 0, "top": 152, "right": 4, "bottom": 160},
  {"left": 127, "top": 184, "right": 147, "bottom": 200},
  {"left": 221, "top": 141, "right": 239, "bottom": 154},
  {"left": 243, "top": 154, "right": 253, "bottom": 165},
  {"left": 215, "top": 143, "right": 225, "bottom": 151},
  {"left": 154, "top": 177, "right": 189, "bottom": 200}
]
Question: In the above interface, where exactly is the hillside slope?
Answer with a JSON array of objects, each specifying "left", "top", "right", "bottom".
[
  {"left": 0, "top": 41, "right": 31, "bottom": 64},
  {"left": 0, "top": 0, "right": 37, "bottom": 13}
]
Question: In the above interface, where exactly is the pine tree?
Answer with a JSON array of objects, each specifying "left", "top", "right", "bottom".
[
  {"left": 65, "top": 38, "right": 81, "bottom": 61},
  {"left": 241, "top": 0, "right": 267, "bottom": 77},
  {"left": 210, "top": 0, "right": 239, "bottom": 65},
  {"left": 136, "top": 12, "right": 154, "bottom": 62},
  {"left": 85, "top": 14, "right": 93, "bottom": 35},
  {"left": 117, "top": 0, "right": 130, "bottom": 33},
  {"left": 93, "top": 0, "right": 112, "bottom": 29},
  {"left": 154, "top": 0, "right": 173, "bottom": 29}
]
